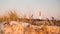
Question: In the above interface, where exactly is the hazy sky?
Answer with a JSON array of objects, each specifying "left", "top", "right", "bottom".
[{"left": 0, "top": 0, "right": 60, "bottom": 19}]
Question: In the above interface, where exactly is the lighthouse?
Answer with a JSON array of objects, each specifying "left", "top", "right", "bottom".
[{"left": 39, "top": 11, "right": 42, "bottom": 19}]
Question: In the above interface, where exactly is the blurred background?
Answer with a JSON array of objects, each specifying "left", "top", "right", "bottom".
[{"left": 0, "top": 0, "right": 60, "bottom": 19}]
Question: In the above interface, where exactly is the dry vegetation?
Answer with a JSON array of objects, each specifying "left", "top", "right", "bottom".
[
  {"left": 0, "top": 10, "right": 60, "bottom": 34},
  {"left": 0, "top": 10, "right": 19, "bottom": 22}
]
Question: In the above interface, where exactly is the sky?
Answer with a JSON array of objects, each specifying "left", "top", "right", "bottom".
[{"left": 0, "top": 0, "right": 60, "bottom": 19}]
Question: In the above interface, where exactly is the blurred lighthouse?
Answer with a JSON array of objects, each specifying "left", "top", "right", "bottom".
[{"left": 38, "top": 11, "right": 42, "bottom": 19}]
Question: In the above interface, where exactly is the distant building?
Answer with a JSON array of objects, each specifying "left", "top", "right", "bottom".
[{"left": 38, "top": 11, "right": 42, "bottom": 19}]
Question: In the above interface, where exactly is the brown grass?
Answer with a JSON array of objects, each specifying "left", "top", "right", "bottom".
[{"left": 0, "top": 10, "right": 60, "bottom": 34}]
